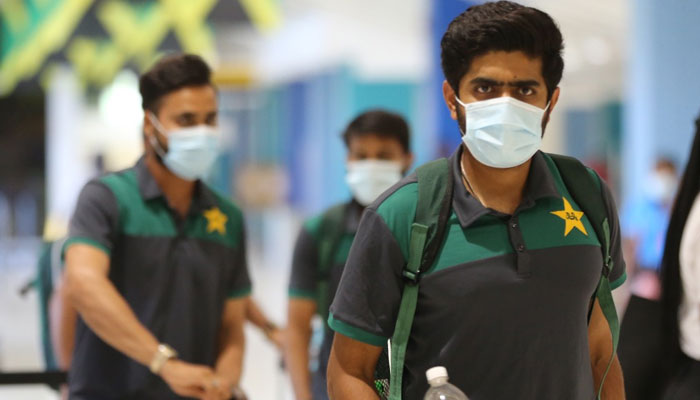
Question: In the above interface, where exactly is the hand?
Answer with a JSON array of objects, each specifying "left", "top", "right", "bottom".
[
  {"left": 160, "top": 359, "right": 215, "bottom": 399},
  {"left": 230, "top": 386, "right": 248, "bottom": 400},
  {"left": 266, "top": 326, "right": 285, "bottom": 351},
  {"left": 202, "top": 375, "right": 235, "bottom": 400},
  {"left": 202, "top": 375, "right": 248, "bottom": 400}
]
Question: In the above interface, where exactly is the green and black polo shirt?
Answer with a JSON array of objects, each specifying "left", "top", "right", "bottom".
[
  {"left": 288, "top": 201, "right": 362, "bottom": 386},
  {"left": 65, "top": 157, "right": 251, "bottom": 399},
  {"left": 329, "top": 147, "right": 626, "bottom": 400}
]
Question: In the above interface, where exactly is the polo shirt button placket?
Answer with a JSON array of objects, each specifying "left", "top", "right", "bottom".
[{"left": 508, "top": 216, "right": 532, "bottom": 278}]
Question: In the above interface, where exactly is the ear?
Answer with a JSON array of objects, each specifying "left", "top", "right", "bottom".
[
  {"left": 542, "top": 87, "right": 561, "bottom": 131},
  {"left": 548, "top": 86, "right": 561, "bottom": 114},
  {"left": 143, "top": 111, "right": 155, "bottom": 137},
  {"left": 442, "top": 80, "right": 459, "bottom": 121},
  {"left": 403, "top": 152, "right": 415, "bottom": 174}
]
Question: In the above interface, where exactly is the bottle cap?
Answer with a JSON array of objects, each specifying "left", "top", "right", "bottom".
[{"left": 426, "top": 366, "right": 448, "bottom": 383}]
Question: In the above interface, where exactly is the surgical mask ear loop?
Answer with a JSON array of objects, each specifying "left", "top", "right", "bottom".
[{"left": 146, "top": 112, "right": 168, "bottom": 159}]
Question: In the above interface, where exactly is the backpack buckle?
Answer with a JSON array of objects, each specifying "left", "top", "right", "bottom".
[
  {"left": 602, "top": 256, "right": 613, "bottom": 278},
  {"left": 402, "top": 269, "right": 421, "bottom": 284}
]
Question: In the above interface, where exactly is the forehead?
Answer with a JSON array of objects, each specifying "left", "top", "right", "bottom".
[
  {"left": 348, "top": 133, "right": 404, "bottom": 151},
  {"left": 461, "top": 51, "right": 544, "bottom": 86},
  {"left": 157, "top": 85, "right": 217, "bottom": 115}
]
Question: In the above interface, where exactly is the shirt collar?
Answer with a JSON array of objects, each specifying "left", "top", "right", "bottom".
[
  {"left": 135, "top": 156, "right": 218, "bottom": 214},
  {"left": 135, "top": 156, "right": 163, "bottom": 200},
  {"left": 450, "top": 146, "right": 561, "bottom": 228},
  {"left": 345, "top": 200, "right": 364, "bottom": 234}
]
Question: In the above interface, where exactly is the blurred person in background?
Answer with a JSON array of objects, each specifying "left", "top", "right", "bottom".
[
  {"left": 37, "top": 168, "right": 281, "bottom": 400},
  {"left": 63, "top": 54, "right": 250, "bottom": 399},
  {"left": 326, "top": 2, "right": 626, "bottom": 399},
  {"left": 618, "top": 158, "right": 677, "bottom": 399},
  {"left": 658, "top": 113, "right": 700, "bottom": 399},
  {"left": 622, "top": 158, "right": 677, "bottom": 300},
  {"left": 285, "top": 110, "right": 413, "bottom": 400}
]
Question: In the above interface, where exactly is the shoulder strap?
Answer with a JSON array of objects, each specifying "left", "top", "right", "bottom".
[
  {"left": 316, "top": 203, "right": 348, "bottom": 322},
  {"left": 549, "top": 153, "right": 619, "bottom": 399},
  {"left": 389, "top": 158, "right": 453, "bottom": 400}
]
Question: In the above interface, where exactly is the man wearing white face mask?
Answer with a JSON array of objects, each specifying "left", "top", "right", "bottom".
[
  {"left": 63, "top": 54, "right": 251, "bottom": 400},
  {"left": 286, "top": 110, "right": 413, "bottom": 400},
  {"left": 328, "top": 2, "right": 626, "bottom": 400}
]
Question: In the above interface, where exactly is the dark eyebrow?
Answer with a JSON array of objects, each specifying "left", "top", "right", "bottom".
[
  {"left": 469, "top": 77, "right": 540, "bottom": 87},
  {"left": 470, "top": 77, "right": 504, "bottom": 86},
  {"left": 509, "top": 79, "right": 540, "bottom": 87}
]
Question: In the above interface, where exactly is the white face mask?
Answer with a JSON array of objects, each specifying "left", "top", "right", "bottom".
[
  {"left": 646, "top": 171, "right": 677, "bottom": 203},
  {"left": 456, "top": 96, "right": 549, "bottom": 168},
  {"left": 148, "top": 113, "right": 220, "bottom": 181},
  {"left": 346, "top": 160, "right": 403, "bottom": 206}
]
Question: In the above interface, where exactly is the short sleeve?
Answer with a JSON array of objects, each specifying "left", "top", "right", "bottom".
[
  {"left": 599, "top": 177, "right": 627, "bottom": 289},
  {"left": 679, "top": 195, "right": 700, "bottom": 303},
  {"left": 65, "top": 180, "right": 120, "bottom": 256},
  {"left": 328, "top": 208, "right": 406, "bottom": 347},
  {"left": 228, "top": 221, "right": 252, "bottom": 298},
  {"left": 288, "top": 225, "right": 320, "bottom": 300}
]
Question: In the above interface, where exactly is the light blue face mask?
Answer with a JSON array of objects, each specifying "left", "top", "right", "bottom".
[
  {"left": 456, "top": 96, "right": 549, "bottom": 169},
  {"left": 148, "top": 113, "right": 220, "bottom": 180}
]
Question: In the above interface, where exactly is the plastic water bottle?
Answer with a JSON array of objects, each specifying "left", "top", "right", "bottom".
[{"left": 423, "top": 366, "right": 469, "bottom": 400}]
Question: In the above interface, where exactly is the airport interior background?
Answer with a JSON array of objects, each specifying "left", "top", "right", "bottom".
[{"left": 2, "top": 0, "right": 700, "bottom": 398}]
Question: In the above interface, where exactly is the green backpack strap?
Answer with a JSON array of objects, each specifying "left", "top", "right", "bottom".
[
  {"left": 549, "top": 153, "right": 619, "bottom": 399},
  {"left": 316, "top": 203, "right": 348, "bottom": 323},
  {"left": 389, "top": 158, "right": 454, "bottom": 400}
]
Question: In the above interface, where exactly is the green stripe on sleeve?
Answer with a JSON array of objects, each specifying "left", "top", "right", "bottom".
[
  {"left": 227, "top": 287, "right": 252, "bottom": 299},
  {"left": 610, "top": 271, "right": 627, "bottom": 290},
  {"left": 328, "top": 313, "right": 387, "bottom": 347},
  {"left": 63, "top": 237, "right": 111, "bottom": 257},
  {"left": 288, "top": 288, "right": 317, "bottom": 300}
]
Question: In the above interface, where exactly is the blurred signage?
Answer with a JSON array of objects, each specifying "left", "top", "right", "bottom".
[{"left": 0, "top": 0, "right": 280, "bottom": 95}]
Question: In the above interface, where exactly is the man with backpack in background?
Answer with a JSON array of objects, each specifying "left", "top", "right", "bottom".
[
  {"left": 326, "top": 2, "right": 626, "bottom": 399},
  {"left": 285, "top": 110, "right": 413, "bottom": 400}
]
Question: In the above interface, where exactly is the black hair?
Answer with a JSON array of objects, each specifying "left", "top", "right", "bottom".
[
  {"left": 660, "top": 114, "right": 700, "bottom": 375},
  {"left": 342, "top": 109, "right": 411, "bottom": 153},
  {"left": 440, "top": 1, "right": 564, "bottom": 100},
  {"left": 139, "top": 53, "right": 212, "bottom": 113}
]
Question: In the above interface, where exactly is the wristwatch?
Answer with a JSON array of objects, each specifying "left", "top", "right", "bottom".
[{"left": 149, "top": 344, "right": 178, "bottom": 375}]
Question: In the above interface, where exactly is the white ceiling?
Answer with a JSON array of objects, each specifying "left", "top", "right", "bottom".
[
  {"left": 524, "top": 0, "right": 628, "bottom": 106},
  {"left": 223, "top": 0, "right": 628, "bottom": 106}
]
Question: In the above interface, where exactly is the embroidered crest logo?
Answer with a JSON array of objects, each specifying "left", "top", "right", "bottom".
[
  {"left": 203, "top": 207, "right": 227, "bottom": 235},
  {"left": 550, "top": 197, "right": 588, "bottom": 236}
]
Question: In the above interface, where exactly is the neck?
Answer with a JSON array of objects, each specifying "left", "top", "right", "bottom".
[
  {"left": 460, "top": 147, "right": 531, "bottom": 215},
  {"left": 145, "top": 153, "right": 195, "bottom": 217}
]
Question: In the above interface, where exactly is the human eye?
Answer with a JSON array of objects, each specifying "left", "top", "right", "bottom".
[
  {"left": 475, "top": 85, "right": 492, "bottom": 94},
  {"left": 519, "top": 86, "right": 536, "bottom": 96},
  {"left": 176, "top": 115, "right": 196, "bottom": 127}
]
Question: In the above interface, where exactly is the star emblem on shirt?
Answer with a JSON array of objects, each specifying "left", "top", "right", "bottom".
[
  {"left": 203, "top": 207, "right": 228, "bottom": 235},
  {"left": 550, "top": 197, "right": 588, "bottom": 236}
]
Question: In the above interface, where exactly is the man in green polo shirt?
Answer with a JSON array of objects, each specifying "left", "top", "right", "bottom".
[
  {"left": 286, "top": 110, "right": 413, "bottom": 400},
  {"left": 64, "top": 54, "right": 249, "bottom": 399},
  {"left": 327, "top": 2, "right": 626, "bottom": 399}
]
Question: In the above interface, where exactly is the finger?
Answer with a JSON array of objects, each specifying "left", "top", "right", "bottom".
[
  {"left": 217, "top": 386, "right": 230, "bottom": 400},
  {"left": 174, "top": 385, "right": 206, "bottom": 399},
  {"left": 201, "top": 386, "right": 222, "bottom": 400}
]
